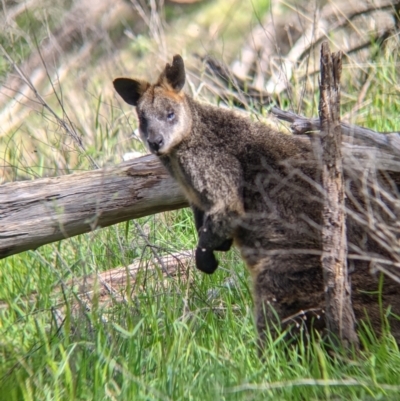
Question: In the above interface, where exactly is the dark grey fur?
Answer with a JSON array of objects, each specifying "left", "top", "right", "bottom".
[{"left": 114, "top": 55, "right": 400, "bottom": 345}]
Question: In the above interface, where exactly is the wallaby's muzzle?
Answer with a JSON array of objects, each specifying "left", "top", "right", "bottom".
[{"left": 147, "top": 134, "right": 164, "bottom": 153}]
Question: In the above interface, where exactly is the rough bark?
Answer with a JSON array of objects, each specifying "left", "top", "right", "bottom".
[
  {"left": 319, "top": 42, "right": 359, "bottom": 348},
  {"left": 0, "top": 154, "right": 188, "bottom": 259}
]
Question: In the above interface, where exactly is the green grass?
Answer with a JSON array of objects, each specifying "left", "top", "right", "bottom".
[
  {"left": 2, "top": 0, "right": 400, "bottom": 399},
  {"left": 2, "top": 212, "right": 400, "bottom": 401}
]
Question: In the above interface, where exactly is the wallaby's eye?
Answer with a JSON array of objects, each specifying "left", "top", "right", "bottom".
[{"left": 167, "top": 111, "right": 175, "bottom": 121}]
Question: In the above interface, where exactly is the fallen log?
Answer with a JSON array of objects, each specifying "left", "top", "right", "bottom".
[
  {"left": 270, "top": 106, "right": 400, "bottom": 153},
  {"left": 0, "top": 155, "right": 188, "bottom": 259},
  {"left": 50, "top": 250, "right": 194, "bottom": 327},
  {"left": 2, "top": 122, "right": 400, "bottom": 260},
  {"left": 1, "top": 114, "right": 400, "bottom": 261}
]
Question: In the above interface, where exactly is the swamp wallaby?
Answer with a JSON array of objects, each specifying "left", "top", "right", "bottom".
[{"left": 113, "top": 55, "right": 400, "bottom": 344}]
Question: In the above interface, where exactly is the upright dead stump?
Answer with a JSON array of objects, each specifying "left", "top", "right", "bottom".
[{"left": 319, "top": 42, "right": 359, "bottom": 348}]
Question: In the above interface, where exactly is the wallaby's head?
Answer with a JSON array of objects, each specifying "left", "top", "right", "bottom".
[{"left": 113, "top": 55, "right": 191, "bottom": 156}]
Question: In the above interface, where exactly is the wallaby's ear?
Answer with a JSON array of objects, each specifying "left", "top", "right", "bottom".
[
  {"left": 158, "top": 54, "right": 185, "bottom": 93},
  {"left": 113, "top": 78, "right": 150, "bottom": 106}
]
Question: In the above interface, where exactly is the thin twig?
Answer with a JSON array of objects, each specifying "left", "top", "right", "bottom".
[{"left": 0, "top": 44, "right": 99, "bottom": 170}]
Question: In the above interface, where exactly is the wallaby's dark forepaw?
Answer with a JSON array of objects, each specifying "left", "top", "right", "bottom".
[
  {"left": 195, "top": 247, "right": 219, "bottom": 274},
  {"left": 215, "top": 238, "right": 233, "bottom": 252}
]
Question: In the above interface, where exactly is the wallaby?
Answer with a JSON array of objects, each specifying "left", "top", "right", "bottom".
[{"left": 113, "top": 55, "right": 400, "bottom": 345}]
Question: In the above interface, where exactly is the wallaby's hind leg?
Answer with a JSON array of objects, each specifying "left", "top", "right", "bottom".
[{"left": 252, "top": 254, "right": 325, "bottom": 345}]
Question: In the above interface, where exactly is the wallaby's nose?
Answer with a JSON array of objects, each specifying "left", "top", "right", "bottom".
[{"left": 147, "top": 135, "right": 164, "bottom": 152}]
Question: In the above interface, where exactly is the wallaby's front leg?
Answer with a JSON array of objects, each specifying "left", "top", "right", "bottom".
[
  {"left": 198, "top": 211, "right": 238, "bottom": 250},
  {"left": 191, "top": 204, "right": 218, "bottom": 274},
  {"left": 191, "top": 204, "right": 233, "bottom": 252},
  {"left": 195, "top": 208, "right": 241, "bottom": 274},
  {"left": 192, "top": 205, "right": 234, "bottom": 274},
  {"left": 191, "top": 204, "right": 204, "bottom": 232},
  {"left": 183, "top": 151, "right": 244, "bottom": 274}
]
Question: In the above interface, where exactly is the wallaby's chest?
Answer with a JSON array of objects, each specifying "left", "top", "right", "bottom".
[{"left": 162, "top": 155, "right": 203, "bottom": 209}]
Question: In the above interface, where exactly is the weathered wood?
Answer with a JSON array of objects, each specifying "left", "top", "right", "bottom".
[
  {"left": 0, "top": 250, "right": 194, "bottom": 325},
  {"left": 270, "top": 106, "right": 400, "bottom": 153},
  {"left": 319, "top": 42, "right": 358, "bottom": 347},
  {"left": 1, "top": 130, "right": 400, "bottom": 261},
  {"left": 271, "top": 107, "right": 400, "bottom": 178},
  {"left": 0, "top": 154, "right": 188, "bottom": 259}
]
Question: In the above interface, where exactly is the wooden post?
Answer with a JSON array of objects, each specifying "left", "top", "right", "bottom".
[{"left": 319, "top": 42, "right": 359, "bottom": 348}]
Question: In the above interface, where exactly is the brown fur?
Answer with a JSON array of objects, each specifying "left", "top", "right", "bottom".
[{"left": 113, "top": 55, "right": 400, "bottom": 345}]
